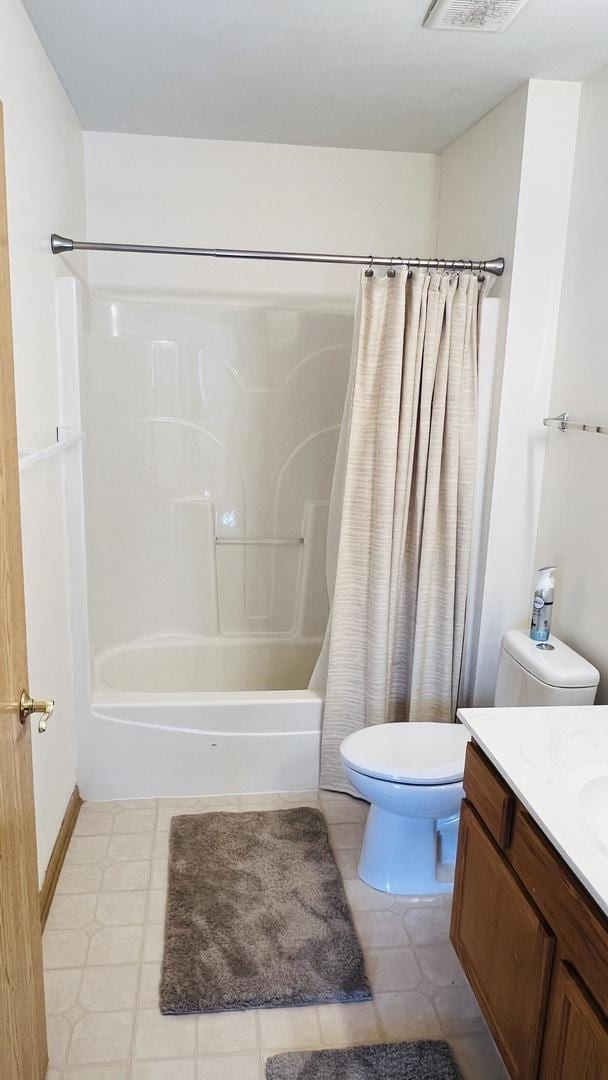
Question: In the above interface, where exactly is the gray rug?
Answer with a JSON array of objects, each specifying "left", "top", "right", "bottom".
[
  {"left": 160, "top": 806, "right": 371, "bottom": 1014},
  {"left": 266, "top": 1042, "right": 463, "bottom": 1079}
]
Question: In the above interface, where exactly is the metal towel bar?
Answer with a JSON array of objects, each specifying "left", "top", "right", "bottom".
[
  {"left": 215, "top": 537, "right": 304, "bottom": 546},
  {"left": 543, "top": 412, "right": 608, "bottom": 436}
]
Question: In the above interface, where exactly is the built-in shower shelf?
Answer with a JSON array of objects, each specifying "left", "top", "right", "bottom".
[
  {"left": 18, "top": 427, "right": 84, "bottom": 471},
  {"left": 215, "top": 536, "right": 305, "bottom": 545}
]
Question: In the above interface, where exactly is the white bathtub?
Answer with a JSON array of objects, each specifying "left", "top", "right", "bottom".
[
  {"left": 95, "top": 637, "right": 322, "bottom": 694},
  {"left": 81, "top": 637, "right": 323, "bottom": 801}
]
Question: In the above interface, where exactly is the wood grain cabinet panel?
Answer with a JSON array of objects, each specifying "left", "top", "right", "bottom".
[
  {"left": 540, "top": 963, "right": 608, "bottom": 1080},
  {"left": 509, "top": 808, "right": 608, "bottom": 1019},
  {"left": 451, "top": 801, "right": 554, "bottom": 1080},
  {"left": 463, "top": 742, "right": 515, "bottom": 848}
]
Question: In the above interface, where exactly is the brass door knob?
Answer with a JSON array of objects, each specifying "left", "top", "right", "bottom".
[{"left": 19, "top": 690, "right": 55, "bottom": 733}]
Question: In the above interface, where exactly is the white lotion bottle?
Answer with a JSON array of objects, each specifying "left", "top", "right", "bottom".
[{"left": 530, "top": 566, "right": 556, "bottom": 643}]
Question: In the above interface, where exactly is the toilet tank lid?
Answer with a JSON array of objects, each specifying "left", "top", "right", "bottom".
[{"left": 501, "top": 630, "right": 600, "bottom": 689}]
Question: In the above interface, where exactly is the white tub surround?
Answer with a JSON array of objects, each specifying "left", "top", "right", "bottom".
[
  {"left": 458, "top": 706, "right": 608, "bottom": 917},
  {"left": 82, "top": 291, "right": 350, "bottom": 666}
]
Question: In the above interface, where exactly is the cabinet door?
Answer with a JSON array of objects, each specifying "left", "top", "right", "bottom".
[
  {"left": 451, "top": 801, "right": 555, "bottom": 1080},
  {"left": 541, "top": 963, "right": 608, "bottom": 1080}
]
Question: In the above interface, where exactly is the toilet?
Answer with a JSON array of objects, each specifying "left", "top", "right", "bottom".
[{"left": 340, "top": 630, "right": 600, "bottom": 895}]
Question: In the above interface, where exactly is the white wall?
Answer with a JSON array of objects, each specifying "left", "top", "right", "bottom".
[
  {"left": 1, "top": 0, "right": 87, "bottom": 880},
  {"left": 83, "top": 133, "right": 438, "bottom": 303},
  {"left": 438, "top": 83, "right": 527, "bottom": 307},
  {"left": 438, "top": 81, "right": 581, "bottom": 705},
  {"left": 438, "top": 86, "right": 528, "bottom": 702},
  {"left": 536, "top": 64, "right": 608, "bottom": 702}
]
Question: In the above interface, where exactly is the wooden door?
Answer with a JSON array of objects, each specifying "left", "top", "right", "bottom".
[
  {"left": 451, "top": 800, "right": 554, "bottom": 1080},
  {"left": 0, "top": 101, "right": 48, "bottom": 1080},
  {"left": 541, "top": 963, "right": 608, "bottom": 1080}
]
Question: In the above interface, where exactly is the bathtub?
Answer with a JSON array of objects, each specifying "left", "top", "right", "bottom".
[
  {"left": 81, "top": 637, "right": 323, "bottom": 801},
  {"left": 95, "top": 637, "right": 323, "bottom": 694}
]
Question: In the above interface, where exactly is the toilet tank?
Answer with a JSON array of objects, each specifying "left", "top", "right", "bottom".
[{"left": 495, "top": 630, "right": 599, "bottom": 707}]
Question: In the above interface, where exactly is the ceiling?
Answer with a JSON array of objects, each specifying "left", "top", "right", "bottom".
[{"left": 22, "top": 0, "right": 608, "bottom": 153}]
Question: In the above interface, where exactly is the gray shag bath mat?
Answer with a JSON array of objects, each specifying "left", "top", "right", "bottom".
[
  {"left": 160, "top": 806, "right": 371, "bottom": 1014},
  {"left": 265, "top": 1041, "right": 463, "bottom": 1079}
]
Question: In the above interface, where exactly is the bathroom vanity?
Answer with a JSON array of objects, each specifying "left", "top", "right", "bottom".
[{"left": 452, "top": 707, "right": 608, "bottom": 1080}]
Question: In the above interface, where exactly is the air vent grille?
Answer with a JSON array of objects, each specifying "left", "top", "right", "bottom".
[{"left": 423, "top": 0, "right": 531, "bottom": 32}]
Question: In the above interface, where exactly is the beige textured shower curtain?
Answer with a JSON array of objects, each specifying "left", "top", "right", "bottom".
[{"left": 319, "top": 268, "right": 491, "bottom": 792}]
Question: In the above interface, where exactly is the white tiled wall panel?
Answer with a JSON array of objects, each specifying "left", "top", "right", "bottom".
[{"left": 82, "top": 293, "right": 352, "bottom": 684}]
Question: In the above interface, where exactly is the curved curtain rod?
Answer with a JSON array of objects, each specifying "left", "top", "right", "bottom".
[{"left": 50, "top": 234, "right": 505, "bottom": 277}]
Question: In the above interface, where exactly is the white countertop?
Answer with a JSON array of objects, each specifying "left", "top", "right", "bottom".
[{"left": 457, "top": 705, "right": 608, "bottom": 919}]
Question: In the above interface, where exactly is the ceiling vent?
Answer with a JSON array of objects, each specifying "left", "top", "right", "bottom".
[{"left": 423, "top": 0, "right": 531, "bottom": 32}]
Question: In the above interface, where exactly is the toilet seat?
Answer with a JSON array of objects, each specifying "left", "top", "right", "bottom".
[{"left": 340, "top": 721, "right": 470, "bottom": 786}]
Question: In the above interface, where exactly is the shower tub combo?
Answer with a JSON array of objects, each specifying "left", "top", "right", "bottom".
[{"left": 77, "top": 290, "right": 351, "bottom": 800}]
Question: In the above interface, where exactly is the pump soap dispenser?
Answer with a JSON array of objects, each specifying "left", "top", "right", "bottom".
[{"left": 530, "top": 566, "right": 556, "bottom": 645}]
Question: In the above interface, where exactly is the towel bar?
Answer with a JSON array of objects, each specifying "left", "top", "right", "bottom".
[
  {"left": 543, "top": 412, "right": 608, "bottom": 436},
  {"left": 215, "top": 537, "right": 304, "bottom": 546}
]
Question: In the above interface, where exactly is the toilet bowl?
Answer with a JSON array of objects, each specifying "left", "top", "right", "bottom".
[
  {"left": 341, "top": 722, "right": 470, "bottom": 895},
  {"left": 339, "top": 630, "right": 600, "bottom": 897}
]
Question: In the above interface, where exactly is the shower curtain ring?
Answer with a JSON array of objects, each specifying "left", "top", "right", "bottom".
[
  {"left": 364, "top": 255, "right": 374, "bottom": 278},
  {"left": 387, "top": 257, "right": 396, "bottom": 278}
]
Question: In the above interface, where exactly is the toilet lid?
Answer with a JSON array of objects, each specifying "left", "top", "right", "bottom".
[{"left": 340, "top": 722, "right": 470, "bottom": 785}]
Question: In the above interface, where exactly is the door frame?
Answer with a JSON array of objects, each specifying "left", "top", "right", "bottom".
[{"left": 0, "top": 98, "right": 48, "bottom": 1080}]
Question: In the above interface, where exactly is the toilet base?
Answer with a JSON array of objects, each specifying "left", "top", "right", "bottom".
[{"left": 357, "top": 804, "right": 456, "bottom": 895}]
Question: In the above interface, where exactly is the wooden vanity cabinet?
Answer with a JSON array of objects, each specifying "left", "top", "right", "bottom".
[
  {"left": 541, "top": 963, "right": 608, "bottom": 1080},
  {"left": 452, "top": 799, "right": 554, "bottom": 1078},
  {"left": 451, "top": 742, "right": 608, "bottom": 1080}
]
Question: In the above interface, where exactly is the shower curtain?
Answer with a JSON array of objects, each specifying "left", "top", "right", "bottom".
[{"left": 315, "top": 267, "right": 492, "bottom": 792}]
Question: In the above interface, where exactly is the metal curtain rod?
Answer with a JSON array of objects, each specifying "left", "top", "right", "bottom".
[{"left": 50, "top": 234, "right": 505, "bottom": 277}]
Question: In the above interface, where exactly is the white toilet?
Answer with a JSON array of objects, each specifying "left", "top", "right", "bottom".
[{"left": 340, "top": 630, "right": 599, "bottom": 895}]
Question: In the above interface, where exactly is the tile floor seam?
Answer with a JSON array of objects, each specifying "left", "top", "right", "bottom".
[
  {"left": 129, "top": 797, "right": 160, "bottom": 1074},
  {"left": 195, "top": 1046, "right": 264, "bottom": 1059},
  {"left": 429, "top": 992, "right": 447, "bottom": 1039},
  {"left": 254, "top": 1004, "right": 263, "bottom": 1079},
  {"left": 135, "top": 1050, "right": 197, "bottom": 1060},
  {"left": 368, "top": 994, "right": 384, "bottom": 1046},
  {"left": 60, "top": 963, "right": 86, "bottom": 1070}
]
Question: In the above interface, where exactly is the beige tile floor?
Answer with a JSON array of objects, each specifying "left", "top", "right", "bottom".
[{"left": 44, "top": 791, "right": 508, "bottom": 1080}]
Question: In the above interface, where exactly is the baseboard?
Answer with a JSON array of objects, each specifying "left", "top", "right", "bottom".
[{"left": 40, "top": 785, "right": 83, "bottom": 929}]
